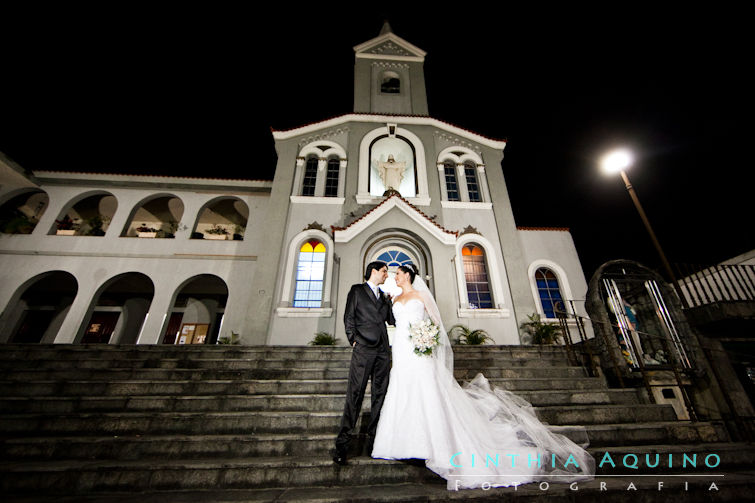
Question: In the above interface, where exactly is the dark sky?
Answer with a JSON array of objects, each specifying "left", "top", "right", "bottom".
[{"left": 1, "top": 6, "right": 751, "bottom": 280}]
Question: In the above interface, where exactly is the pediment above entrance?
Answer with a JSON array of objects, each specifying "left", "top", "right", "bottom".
[{"left": 331, "top": 194, "right": 457, "bottom": 244}]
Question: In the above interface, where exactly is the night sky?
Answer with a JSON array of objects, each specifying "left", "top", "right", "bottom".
[{"left": 1, "top": 6, "right": 751, "bottom": 281}]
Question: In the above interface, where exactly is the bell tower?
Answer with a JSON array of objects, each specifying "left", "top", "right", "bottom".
[{"left": 353, "top": 22, "right": 429, "bottom": 116}]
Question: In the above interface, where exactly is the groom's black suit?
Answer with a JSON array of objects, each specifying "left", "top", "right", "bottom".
[{"left": 335, "top": 283, "right": 395, "bottom": 458}]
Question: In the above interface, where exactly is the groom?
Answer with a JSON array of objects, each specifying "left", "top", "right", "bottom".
[{"left": 333, "top": 261, "right": 394, "bottom": 465}]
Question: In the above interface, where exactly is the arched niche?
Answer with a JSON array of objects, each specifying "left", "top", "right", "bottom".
[
  {"left": 50, "top": 191, "right": 117, "bottom": 236},
  {"left": 0, "top": 189, "right": 49, "bottom": 235},
  {"left": 79, "top": 272, "right": 155, "bottom": 344},
  {"left": 161, "top": 274, "right": 229, "bottom": 345},
  {"left": 121, "top": 194, "right": 184, "bottom": 238},
  {"left": 1, "top": 271, "right": 78, "bottom": 343},
  {"left": 191, "top": 197, "right": 249, "bottom": 241}
]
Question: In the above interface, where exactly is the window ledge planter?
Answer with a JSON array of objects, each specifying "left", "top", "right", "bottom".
[
  {"left": 205, "top": 234, "right": 228, "bottom": 240},
  {"left": 137, "top": 232, "right": 158, "bottom": 238},
  {"left": 56, "top": 229, "right": 77, "bottom": 236}
]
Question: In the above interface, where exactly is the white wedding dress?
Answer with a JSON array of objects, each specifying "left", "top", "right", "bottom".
[{"left": 371, "top": 295, "right": 595, "bottom": 490}]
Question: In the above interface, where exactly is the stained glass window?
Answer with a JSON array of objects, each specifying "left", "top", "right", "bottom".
[
  {"left": 536, "top": 268, "right": 563, "bottom": 318},
  {"left": 294, "top": 240, "right": 326, "bottom": 307},
  {"left": 376, "top": 250, "right": 414, "bottom": 268},
  {"left": 462, "top": 244, "right": 492, "bottom": 309}
]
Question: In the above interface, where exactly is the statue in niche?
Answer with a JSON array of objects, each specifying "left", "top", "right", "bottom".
[{"left": 377, "top": 154, "right": 406, "bottom": 195}]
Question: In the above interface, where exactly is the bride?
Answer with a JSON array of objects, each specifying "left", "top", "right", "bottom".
[{"left": 371, "top": 264, "right": 595, "bottom": 490}]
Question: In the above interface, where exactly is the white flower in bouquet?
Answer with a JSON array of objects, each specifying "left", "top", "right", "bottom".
[{"left": 409, "top": 319, "right": 440, "bottom": 356}]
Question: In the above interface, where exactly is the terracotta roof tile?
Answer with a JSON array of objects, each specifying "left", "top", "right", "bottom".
[
  {"left": 33, "top": 170, "right": 272, "bottom": 182},
  {"left": 331, "top": 193, "right": 458, "bottom": 237},
  {"left": 517, "top": 226, "right": 570, "bottom": 232},
  {"left": 272, "top": 113, "right": 507, "bottom": 143}
]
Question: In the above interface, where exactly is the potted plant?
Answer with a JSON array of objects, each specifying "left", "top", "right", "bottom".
[
  {"left": 159, "top": 220, "right": 179, "bottom": 238},
  {"left": 309, "top": 331, "right": 338, "bottom": 346},
  {"left": 205, "top": 224, "right": 230, "bottom": 240},
  {"left": 233, "top": 224, "right": 246, "bottom": 241},
  {"left": 449, "top": 324, "right": 493, "bottom": 345},
  {"left": 1, "top": 211, "right": 37, "bottom": 234},
  {"left": 55, "top": 215, "right": 80, "bottom": 235},
  {"left": 136, "top": 223, "right": 159, "bottom": 238},
  {"left": 84, "top": 215, "right": 110, "bottom": 236},
  {"left": 217, "top": 331, "right": 241, "bottom": 345},
  {"left": 519, "top": 313, "right": 563, "bottom": 345}
]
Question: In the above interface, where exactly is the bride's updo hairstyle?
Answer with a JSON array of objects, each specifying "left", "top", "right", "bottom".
[{"left": 398, "top": 263, "right": 419, "bottom": 284}]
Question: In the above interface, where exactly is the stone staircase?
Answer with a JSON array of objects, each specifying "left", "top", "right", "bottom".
[{"left": 0, "top": 344, "right": 753, "bottom": 502}]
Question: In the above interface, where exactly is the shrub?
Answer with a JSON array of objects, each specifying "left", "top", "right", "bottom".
[{"left": 449, "top": 324, "right": 493, "bottom": 345}]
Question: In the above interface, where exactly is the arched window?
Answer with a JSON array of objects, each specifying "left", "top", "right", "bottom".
[
  {"left": 325, "top": 158, "right": 340, "bottom": 197},
  {"left": 462, "top": 244, "right": 492, "bottom": 309},
  {"left": 381, "top": 71, "right": 400, "bottom": 93},
  {"left": 293, "top": 240, "right": 326, "bottom": 307},
  {"left": 0, "top": 190, "right": 48, "bottom": 234},
  {"left": 536, "top": 268, "right": 564, "bottom": 318},
  {"left": 302, "top": 157, "right": 318, "bottom": 196},
  {"left": 376, "top": 250, "right": 414, "bottom": 268},
  {"left": 443, "top": 160, "right": 459, "bottom": 201},
  {"left": 464, "top": 162, "right": 481, "bottom": 202}
]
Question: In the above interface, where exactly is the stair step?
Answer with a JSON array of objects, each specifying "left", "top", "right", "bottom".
[
  {"left": 2, "top": 445, "right": 750, "bottom": 495},
  {"left": 582, "top": 421, "right": 730, "bottom": 446},
  {"left": 0, "top": 424, "right": 735, "bottom": 462},
  {"left": 0, "top": 376, "right": 607, "bottom": 397},
  {"left": 0, "top": 456, "right": 439, "bottom": 493},
  {"left": 6, "top": 475, "right": 754, "bottom": 503},
  {"left": 0, "top": 404, "right": 679, "bottom": 437},
  {"left": 0, "top": 388, "right": 642, "bottom": 414}
]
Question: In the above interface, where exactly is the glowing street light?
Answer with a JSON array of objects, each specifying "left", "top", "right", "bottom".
[
  {"left": 601, "top": 148, "right": 687, "bottom": 306},
  {"left": 600, "top": 149, "right": 633, "bottom": 175}
]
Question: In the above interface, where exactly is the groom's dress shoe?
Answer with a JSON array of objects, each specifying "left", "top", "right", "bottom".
[{"left": 333, "top": 451, "right": 348, "bottom": 465}]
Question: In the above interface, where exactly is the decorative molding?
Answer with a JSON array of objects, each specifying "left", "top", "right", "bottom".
[
  {"left": 276, "top": 307, "right": 333, "bottom": 318},
  {"left": 355, "top": 194, "right": 431, "bottom": 206},
  {"left": 457, "top": 308, "right": 510, "bottom": 319},
  {"left": 296, "top": 128, "right": 349, "bottom": 148},
  {"left": 434, "top": 132, "right": 485, "bottom": 154},
  {"left": 290, "top": 196, "right": 345, "bottom": 205},
  {"left": 440, "top": 201, "right": 493, "bottom": 210},
  {"left": 459, "top": 225, "right": 481, "bottom": 236},
  {"left": 303, "top": 221, "right": 326, "bottom": 232},
  {"left": 367, "top": 41, "right": 413, "bottom": 56},
  {"left": 353, "top": 32, "right": 426, "bottom": 61},
  {"left": 373, "top": 61, "right": 410, "bottom": 69},
  {"left": 333, "top": 194, "right": 456, "bottom": 244},
  {"left": 273, "top": 115, "right": 506, "bottom": 150}
]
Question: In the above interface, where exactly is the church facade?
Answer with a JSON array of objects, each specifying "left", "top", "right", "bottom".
[{"left": 0, "top": 26, "right": 592, "bottom": 346}]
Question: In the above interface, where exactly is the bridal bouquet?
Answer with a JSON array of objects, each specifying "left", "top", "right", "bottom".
[{"left": 409, "top": 319, "right": 440, "bottom": 356}]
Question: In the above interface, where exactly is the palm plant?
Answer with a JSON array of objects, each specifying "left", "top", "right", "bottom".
[
  {"left": 519, "top": 313, "right": 563, "bottom": 345},
  {"left": 309, "top": 331, "right": 338, "bottom": 346},
  {"left": 449, "top": 324, "right": 493, "bottom": 345}
]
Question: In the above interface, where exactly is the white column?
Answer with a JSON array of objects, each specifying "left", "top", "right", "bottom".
[
  {"left": 477, "top": 165, "right": 492, "bottom": 203},
  {"left": 337, "top": 158, "right": 347, "bottom": 197},
  {"left": 52, "top": 286, "right": 99, "bottom": 344},
  {"left": 456, "top": 164, "right": 470, "bottom": 202},
  {"left": 292, "top": 158, "right": 305, "bottom": 196},
  {"left": 136, "top": 282, "right": 177, "bottom": 345},
  {"left": 437, "top": 163, "right": 449, "bottom": 200},
  {"left": 314, "top": 158, "right": 327, "bottom": 197}
]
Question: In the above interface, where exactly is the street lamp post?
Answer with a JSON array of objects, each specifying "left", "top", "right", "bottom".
[{"left": 601, "top": 149, "right": 688, "bottom": 307}]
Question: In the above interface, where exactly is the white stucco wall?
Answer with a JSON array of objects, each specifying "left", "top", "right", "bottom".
[
  {"left": 0, "top": 174, "right": 271, "bottom": 344},
  {"left": 517, "top": 228, "right": 595, "bottom": 340}
]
